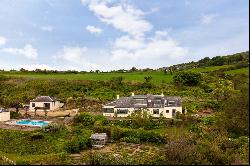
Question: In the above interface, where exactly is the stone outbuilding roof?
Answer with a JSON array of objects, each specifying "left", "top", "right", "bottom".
[
  {"left": 105, "top": 94, "right": 181, "bottom": 108},
  {"left": 30, "top": 96, "right": 58, "bottom": 102},
  {"left": 0, "top": 108, "right": 8, "bottom": 113},
  {"left": 90, "top": 133, "right": 108, "bottom": 140}
]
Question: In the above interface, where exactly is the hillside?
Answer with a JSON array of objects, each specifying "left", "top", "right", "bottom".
[
  {"left": 0, "top": 51, "right": 249, "bottom": 165},
  {"left": 0, "top": 51, "right": 249, "bottom": 84}
]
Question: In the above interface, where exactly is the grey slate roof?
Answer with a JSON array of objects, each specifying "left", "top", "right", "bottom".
[
  {"left": 30, "top": 96, "right": 58, "bottom": 102},
  {"left": 90, "top": 133, "right": 108, "bottom": 140},
  {"left": 105, "top": 94, "right": 181, "bottom": 108},
  {"left": 0, "top": 108, "right": 8, "bottom": 113}
]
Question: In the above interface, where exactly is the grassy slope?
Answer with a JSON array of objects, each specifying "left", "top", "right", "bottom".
[
  {"left": 185, "top": 65, "right": 233, "bottom": 73},
  {"left": 0, "top": 65, "right": 242, "bottom": 84},
  {"left": 1, "top": 71, "right": 173, "bottom": 84},
  {"left": 225, "top": 67, "right": 249, "bottom": 75}
]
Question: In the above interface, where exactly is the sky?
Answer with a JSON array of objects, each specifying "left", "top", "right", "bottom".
[{"left": 0, "top": 0, "right": 249, "bottom": 71}]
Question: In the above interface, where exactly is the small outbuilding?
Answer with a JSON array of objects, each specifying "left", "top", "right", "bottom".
[
  {"left": 30, "top": 96, "right": 64, "bottom": 111},
  {"left": 90, "top": 133, "right": 108, "bottom": 148},
  {"left": 0, "top": 108, "right": 10, "bottom": 121}
]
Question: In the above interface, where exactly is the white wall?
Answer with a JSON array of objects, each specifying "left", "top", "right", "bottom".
[
  {"left": 102, "top": 106, "right": 182, "bottom": 118},
  {"left": 163, "top": 107, "right": 182, "bottom": 118},
  {"left": 29, "top": 101, "right": 63, "bottom": 111},
  {"left": 0, "top": 112, "right": 10, "bottom": 121}
]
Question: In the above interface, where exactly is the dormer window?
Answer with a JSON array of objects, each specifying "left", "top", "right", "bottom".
[{"left": 168, "top": 101, "right": 176, "bottom": 106}]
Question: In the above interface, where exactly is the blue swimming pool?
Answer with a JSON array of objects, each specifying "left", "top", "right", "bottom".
[{"left": 16, "top": 119, "right": 49, "bottom": 127}]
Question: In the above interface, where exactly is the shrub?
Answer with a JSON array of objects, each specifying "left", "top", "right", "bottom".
[
  {"left": 93, "top": 126, "right": 111, "bottom": 138},
  {"left": 111, "top": 127, "right": 124, "bottom": 141},
  {"left": 30, "top": 132, "right": 44, "bottom": 140},
  {"left": 10, "top": 111, "right": 20, "bottom": 119},
  {"left": 173, "top": 71, "right": 202, "bottom": 86},
  {"left": 74, "top": 113, "right": 95, "bottom": 126},
  {"left": 120, "top": 136, "right": 140, "bottom": 144},
  {"left": 43, "top": 123, "right": 65, "bottom": 133},
  {"left": 64, "top": 139, "right": 80, "bottom": 153},
  {"left": 16, "top": 159, "right": 28, "bottom": 165}
]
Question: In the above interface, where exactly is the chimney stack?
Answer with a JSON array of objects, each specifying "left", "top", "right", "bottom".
[
  {"left": 161, "top": 92, "right": 164, "bottom": 97},
  {"left": 117, "top": 95, "right": 119, "bottom": 99},
  {"left": 131, "top": 92, "right": 134, "bottom": 96}
]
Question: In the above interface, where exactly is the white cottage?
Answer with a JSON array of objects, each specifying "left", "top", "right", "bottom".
[
  {"left": 30, "top": 96, "right": 64, "bottom": 111},
  {"left": 102, "top": 93, "right": 184, "bottom": 118},
  {"left": 0, "top": 108, "right": 10, "bottom": 121}
]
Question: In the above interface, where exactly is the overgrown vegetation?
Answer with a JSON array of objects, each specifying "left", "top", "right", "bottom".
[{"left": 0, "top": 51, "right": 248, "bottom": 165}]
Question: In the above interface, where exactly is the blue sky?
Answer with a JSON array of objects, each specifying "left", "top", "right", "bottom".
[{"left": 0, "top": 0, "right": 249, "bottom": 71}]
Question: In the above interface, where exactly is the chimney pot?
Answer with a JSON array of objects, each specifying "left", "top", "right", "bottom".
[
  {"left": 117, "top": 95, "right": 119, "bottom": 99},
  {"left": 131, "top": 92, "right": 134, "bottom": 96}
]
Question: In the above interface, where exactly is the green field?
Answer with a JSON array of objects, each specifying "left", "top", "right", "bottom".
[
  {"left": 0, "top": 65, "right": 247, "bottom": 84},
  {"left": 1, "top": 71, "right": 173, "bottom": 84},
  {"left": 186, "top": 65, "right": 233, "bottom": 73}
]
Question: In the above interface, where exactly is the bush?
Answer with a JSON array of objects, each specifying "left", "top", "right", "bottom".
[
  {"left": 10, "top": 111, "right": 20, "bottom": 119},
  {"left": 74, "top": 113, "right": 95, "bottom": 126},
  {"left": 93, "top": 126, "right": 111, "bottom": 138},
  {"left": 120, "top": 136, "right": 140, "bottom": 144},
  {"left": 30, "top": 132, "right": 44, "bottom": 140},
  {"left": 64, "top": 133, "right": 92, "bottom": 153},
  {"left": 43, "top": 123, "right": 65, "bottom": 133},
  {"left": 16, "top": 159, "right": 28, "bottom": 165},
  {"left": 173, "top": 71, "right": 202, "bottom": 86},
  {"left": 64, "top": 139, "right": 80, "bottom": 153},
  {"left": 111, "top": 127, "right": 124, "bottom": 141}
]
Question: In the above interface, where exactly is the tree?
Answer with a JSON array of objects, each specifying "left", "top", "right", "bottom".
[
  {"left": 198, "top": 57, "right": 210, "bottom": 66},
  {"left": 143, "top": 76, "right": 153, "bottom": 88},
  {"left": 173, "top": 71, "right": 202, "bottom": 86},
  {"left": 130, "top": 67, "right": 137, "bottom": 72},
  {"left": 144, "top": 76, "right": 152, "bottom": 83}
]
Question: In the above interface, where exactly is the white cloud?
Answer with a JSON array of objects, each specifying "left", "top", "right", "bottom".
[
  {"left": 0, "top": 36, "right": 7, "bottom": 46},
  {"left": 53, "top": 46, "right": 101, "bottom": 70},
  {"left": 201, "top": 14, "right": 217, "bottom": 25},
  {"left": 41, "top": 25, "right": 54, "bottom": 32},
  {"left": 20, "top": 64, "right": 58, "bottom": 71},
  {"left": 111, "top": 33, "right": 188, "bottom": 61},
  {"left": 86, "top": 25, "right": 103, "bottom": 34},
  {"left": 81, "top": 0, "right": 188, "bottom": 67},
  {"left": 114, "top": 35, "right": 145, "bottom": 50},
  {"left": 0, "top": 44, "right": 38, "bottom": 59},
  {"left": 81, "top": 0, "right": 153, "bottom": 37}
]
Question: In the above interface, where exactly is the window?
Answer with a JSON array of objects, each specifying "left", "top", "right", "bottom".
[
  {"left": 166, "top": 110, "right": 169, "bottom": 113},
  {"left": 103, "top": 108, "right": 114, "bottom": 113},
  {"left": 134, "top": 99, "right": 147, "bottom": 105},
  {"left": 32, "top": 103, "right": 35, "bottom": 107},
  {"left": 168, "top": 101, "right": 176, "bottom": 106},
  {"left": 172, "top": 109, "right": 176, "bottom": 116},
  {"left": 44, "top": 103, "right": 50, "bottom": 109},
  {"left": 117, "top": 109, "right": 128, "bottom": 114},
  {"left": 153, "top": 109, "right": 159, "bottom": 114},
  {"left": 154, "top": 100, "right": 162, "bottom": 107}
]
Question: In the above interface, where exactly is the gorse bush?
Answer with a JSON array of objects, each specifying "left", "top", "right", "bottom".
[
  {"left": 64, "top": 136, "right": 91, "bottom": 153},
  {"left": 74, "top": 113, "right": 95, "bottom": 126},
  {"left": 173, "top": 71, "right": 202, "bottom": 86}
]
